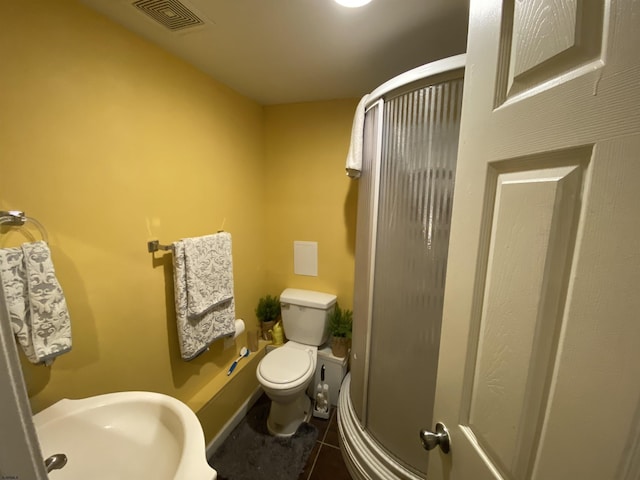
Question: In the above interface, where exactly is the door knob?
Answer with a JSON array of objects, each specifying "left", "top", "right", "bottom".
[
  {"left": 44, "top": 453, "right": 67, "bottom": 473},
  {"left": 419, "top": 422, "right": 450, "bottom": 453}
]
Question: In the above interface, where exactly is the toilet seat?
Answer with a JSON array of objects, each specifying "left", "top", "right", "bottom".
[{"left": 258, "top": 348, "right": 314, "bottom": 386}]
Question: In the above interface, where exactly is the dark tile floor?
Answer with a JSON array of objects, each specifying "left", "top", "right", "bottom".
[
  {"left": 300, "top": 406, "right": 352, "bottom": 480},
  {"left": 230, "top": 393, "right": 352, "bottom": 479}
]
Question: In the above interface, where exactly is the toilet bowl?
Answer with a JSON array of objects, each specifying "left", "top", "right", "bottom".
[
  {"left": 256, "top": 288, "right": 336, "bottom": 437},
  {"left": 256, "top": 341, "right": 317, "bottom": 436}
]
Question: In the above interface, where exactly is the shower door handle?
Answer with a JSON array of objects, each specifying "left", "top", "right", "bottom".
[{"left": 419, "top": 422, "right": 450, "bottom": 454}]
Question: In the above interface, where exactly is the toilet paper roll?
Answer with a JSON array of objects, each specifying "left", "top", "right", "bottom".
[{"left": 233, "top": 319, "right": 245, "bottom": 339}]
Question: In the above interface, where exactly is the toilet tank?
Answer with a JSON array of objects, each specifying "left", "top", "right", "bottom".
[{"left": 280, "top": 289, "right": 337, "bottom": 346}]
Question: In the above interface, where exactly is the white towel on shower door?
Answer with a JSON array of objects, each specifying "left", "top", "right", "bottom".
[
  {"left": 345, "top": 94, "right": 369, "bottom": 178},
  {"left": 172, "top": 232, "right": 235, "bottom": 361}
]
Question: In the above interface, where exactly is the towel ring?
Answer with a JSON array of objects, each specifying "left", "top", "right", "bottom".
[{"left": 0, "top": 210, "right": 49, "bottom": 244}]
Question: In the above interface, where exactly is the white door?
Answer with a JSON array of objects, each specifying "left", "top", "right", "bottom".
[{"left": 428, "top": 1, "right": 640, "bottom": 479}]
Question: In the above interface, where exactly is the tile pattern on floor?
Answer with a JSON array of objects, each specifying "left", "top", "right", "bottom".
[{"left": 300, "top": 406, "right": 352, "bottom": 480}]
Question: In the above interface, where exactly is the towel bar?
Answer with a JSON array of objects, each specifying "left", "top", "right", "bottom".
[
  {"left": 147, "top": 231, "right": 226, "bottom": 253},
  {"left": 147, "top": 240, "right": 173, "bottom": 253},
  {"left": 0, "top": 210, "right": 49, "bottom": 243}
]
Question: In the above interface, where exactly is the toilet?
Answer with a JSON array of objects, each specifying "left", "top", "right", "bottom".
[{"left": 256, "top": 288, "right": 336, "bottom": 437}]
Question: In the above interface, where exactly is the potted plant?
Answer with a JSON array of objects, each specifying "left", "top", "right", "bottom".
[
  {"left": 328, "top": 303, "right": 352, "bottom": 358},
  {"left": 255, "top": 294, "right": 281, "bottom": 341}
]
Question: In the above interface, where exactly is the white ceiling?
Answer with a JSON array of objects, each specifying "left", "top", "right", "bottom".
[{"left": 79, "top": 0, "right": 469, "bottom": 105}]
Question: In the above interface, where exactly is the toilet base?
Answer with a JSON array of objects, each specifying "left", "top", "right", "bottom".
[{"left": 267, "top": 394, "right": 312, "bottom": 437}]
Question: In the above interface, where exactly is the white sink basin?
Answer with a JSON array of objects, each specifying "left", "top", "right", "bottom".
[{"left": 33, "top": 391, "right": 216, "bottom": 479}]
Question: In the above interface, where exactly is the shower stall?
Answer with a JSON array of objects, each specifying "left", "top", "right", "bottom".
[{"left": 338, "top": 55, "right": 465, "bottom": 479}]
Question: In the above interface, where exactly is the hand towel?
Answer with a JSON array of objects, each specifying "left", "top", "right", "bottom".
[
  {"left": 173, "top": 233, "right": 236, "bottom": 361},
  {"left": 0, "top": 241, "right": 72, "bottom": 365},
  {"left": 183, "top": 232, "right": 234, "bottom": 318},
  {"left": 345, "top": 94, "right": 369, "bottom": 178}
]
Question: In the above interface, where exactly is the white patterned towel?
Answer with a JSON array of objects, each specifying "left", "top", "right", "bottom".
[
  {"left": 173, "top": 232, "right": 235, "bottom": 361},
  {"left": 0, "top": 241, "right": 72, "bottom": 365},
  {"left": 183, "top": 232, "right": 234, "bottom": 318}
]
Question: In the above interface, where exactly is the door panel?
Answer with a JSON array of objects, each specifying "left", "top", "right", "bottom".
[
  {"left": 499, "top": 0, "right": 604, "bottom": 102},
  {"left": 528, "top": 138, "right": 640, "bottom": 479},
  {"left": 464, "top": 159, "right": 585, "bottom": 479},
  {"left": 429, "top": 0, "right": 640, "bottom": 479}
]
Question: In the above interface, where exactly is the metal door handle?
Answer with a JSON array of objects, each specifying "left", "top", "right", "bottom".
[
  {"left": 419, "top": 422, "right": 450, "bottom": 454},
  {"left": 44, "top": 453, "right": 67, "bottom": 473}
]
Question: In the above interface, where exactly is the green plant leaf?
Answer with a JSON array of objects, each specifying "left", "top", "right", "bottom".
[
  {"left": 328, "top": 302, "right": 352, "bottom": 338},
  {"left": 255, "top": 294, "right": 281, "bottom": 322}
]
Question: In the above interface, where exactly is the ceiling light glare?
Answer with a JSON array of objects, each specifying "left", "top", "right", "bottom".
[{"left": 334, "top": 0, "right": 373, "bottom": 8}]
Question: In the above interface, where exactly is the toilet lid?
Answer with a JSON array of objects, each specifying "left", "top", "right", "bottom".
[{"left": 259, "top": 348, "right": 312, "bottom": 384}]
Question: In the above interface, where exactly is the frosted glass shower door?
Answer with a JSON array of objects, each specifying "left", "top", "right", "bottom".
[{"left": 365, "top": 78, "right": 463, "bottom": 474}]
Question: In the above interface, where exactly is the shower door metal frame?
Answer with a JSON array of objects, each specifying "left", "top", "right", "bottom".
[{"left": 353, "top": 98, "right": 384, "bottom": 428}]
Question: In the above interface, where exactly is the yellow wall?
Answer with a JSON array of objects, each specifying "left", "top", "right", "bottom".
[
  {"left": 0, "top": 0, "right": 267, "bottom": 413},
  {"left": 0, "top": 0, "right": 358, "bottom": 424},
  {"left": 264, "top": 101, "right": 359, "bottom": 309}
]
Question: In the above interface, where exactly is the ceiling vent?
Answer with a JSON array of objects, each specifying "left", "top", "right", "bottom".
[{"left": 132, "top": 0, "right": 204, "bottom": 31}]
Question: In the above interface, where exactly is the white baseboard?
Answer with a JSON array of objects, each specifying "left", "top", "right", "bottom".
[{"left": 206, "top": 386, "right": 264, "bottom": 458}]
